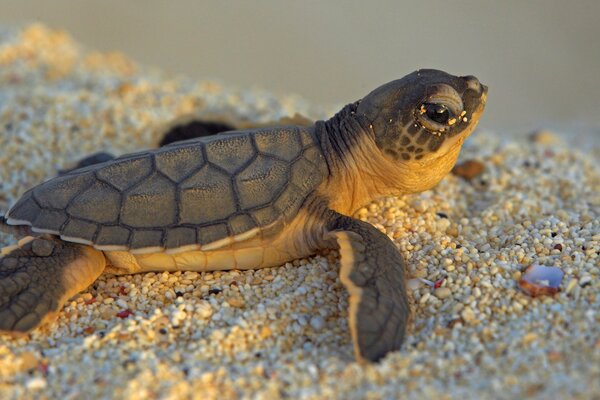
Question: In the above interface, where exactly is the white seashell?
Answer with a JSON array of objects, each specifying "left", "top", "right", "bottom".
[{"left": 518, "top": 265, "right": 564, "bottom": 297}]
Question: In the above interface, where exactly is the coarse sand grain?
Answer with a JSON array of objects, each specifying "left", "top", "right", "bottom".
[{"left": 0, "top": 24, "right": 599, "bottom": 400}]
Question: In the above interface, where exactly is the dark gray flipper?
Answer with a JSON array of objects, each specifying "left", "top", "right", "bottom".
[
  {"left": 59, "top": 152, "right": 116, "bottom": 175},
  {"left": 0, "top": 236, "right": 105, "bottom": 334},
  {"left": 60, "top": 115, "right": 313, "bottom": 175},
  {"left": 158, "top": 120, "right": 235, "bottom": 147},
  {"left": 326, "top": 213, "right": 410, "bottom": 362},
  {"left": 59, "top": 120, "right": 234, "bottom": 175}
]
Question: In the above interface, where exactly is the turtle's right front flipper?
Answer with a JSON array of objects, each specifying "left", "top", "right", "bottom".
[
  {"left": 325, "top": 212, "right": 410, "bottom": 362},
  {"left": 0, "top": 237, "right": 105, "bottom": 335}
]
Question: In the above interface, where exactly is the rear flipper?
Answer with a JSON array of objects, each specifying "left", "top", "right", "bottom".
[
  {"left": 59, "top": 114, "right": 315, "bottom": 174},
  {"left": 59, "top": 152, "right": 116, "bottom": 175},
  {"left": 157, "top": 114, "right": 314, "bottom": 147},
  {"left": 158, "top": 119, "right": 236, "bottom": 146},
  {"left": 0, "top": 236, "right": 106, "bottom": 334}
]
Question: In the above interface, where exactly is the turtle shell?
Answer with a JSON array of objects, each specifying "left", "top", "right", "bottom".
[{"left": 6, "top": 126, "right": 328, "bottom": 253}]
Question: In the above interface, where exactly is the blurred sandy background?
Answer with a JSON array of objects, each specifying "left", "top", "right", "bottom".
[{"left": 2, "top": 0, "right": 600, "bottom": 133}]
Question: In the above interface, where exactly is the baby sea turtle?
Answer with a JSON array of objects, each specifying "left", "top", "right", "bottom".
[{"left": 0, "top": 69, "right": 487, "bottom": 362}]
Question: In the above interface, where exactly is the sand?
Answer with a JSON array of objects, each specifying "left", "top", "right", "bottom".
[{"left": 0, "top": 24, "right": 598, "bottom": 399}]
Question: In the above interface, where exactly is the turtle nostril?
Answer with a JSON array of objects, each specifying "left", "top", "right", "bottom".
[{"left": 461, "top": 75, "right": 482, "bottom": 94}]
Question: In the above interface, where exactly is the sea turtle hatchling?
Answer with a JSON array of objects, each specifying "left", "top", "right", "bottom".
[{"left": 0, "top": 69, "right": 487, "bottom": 362}]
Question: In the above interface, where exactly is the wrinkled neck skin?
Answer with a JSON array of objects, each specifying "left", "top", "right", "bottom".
[{"left": 316, "top": 104, "right": 465, "bottom": 216}]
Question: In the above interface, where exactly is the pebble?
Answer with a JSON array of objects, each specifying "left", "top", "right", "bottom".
[
  {"left": 565, "top": 278, "right": 579, "bottom": 294},
  {"left": 25, "top": 377, "right": 47, "bottom": 390},
  {"left": 528, "top": 130, "right": 560, "bottom": 145},
  {"left": 0, "top": 23, "right": 598, "bottom": 400},
  {"left": 579, "top": 275, "right": 592, "bottom": 287},
  {"left": 226, "top": 297, "right": 245, "bottom": 308},
  {"left": 461, "top": 307, "right": 476, "bottom": 324},
  {"left": 196, "top": 301, "right": 214, "bottom": 319},
  {"left": 16, "top": 351, "right": 39, "bottom": 372},
  {"left": 451, "top": 160, "right": 485, "bottom": 180},
  {"left": 434, "top": 287, "right": 452, "bottom": 299},
  {"left": 309, "top": 316, "right": 325, "bottom": 331}
]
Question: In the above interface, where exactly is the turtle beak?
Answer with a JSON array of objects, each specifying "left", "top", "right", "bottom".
[{"left": 481, "top": 84, "right": 488, "bottom": 104}]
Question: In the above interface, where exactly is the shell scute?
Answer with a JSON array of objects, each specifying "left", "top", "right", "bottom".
[
  {"left": 254, "top": 127, "right": 302, "bottom": 161},
  {"left": 154, "top": 144, "right": 205, "bottom": 183},
  {"left": 204, "top": 134, "right": 254, "bottom": 174},
  {"left": 235, "top": 156, "right": 289, "bottom": 210},
  {"left": 121, "top": 173, "right": 177, "bottom": 228},
  {"left": 130, "top": 230, "right": 164, "bottom": 250},
  {"left": 67, "top": 181, "right": 121, "bottom": 224},
  {"left": 164, "top": 227, "right": 197, "bottom": 250},
  {"left": 34, "top": 174, "right": 95, "bottom": 209},
  {"left": 197, "top": 223, "right": 229, "bottom": 245},
  {"left": 179, "top": 165, "right": 237, "bottom": 225},
  {"left": 95, "top": 226, "right": 131, "bottom": 246},
  {"left": 61, "top": 219, "right": 97, "bottom": 243},
  {"left": 96, "top": 156, "right": 153, "bottom": 191},
  {"left": 228, "top": 214, "right": 256, "bottom": 236}
]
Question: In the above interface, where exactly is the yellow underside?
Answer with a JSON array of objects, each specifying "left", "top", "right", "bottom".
[
  {"left": 105, "top": 244, "right": 290, "bottom": 274},
  {"left": 103, "top": 211, "right": 322, "bottom": 274}
]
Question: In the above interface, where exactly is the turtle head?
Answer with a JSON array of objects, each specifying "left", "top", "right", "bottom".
[{"left": 355, "top": 69, "right": 487, "bottom": 192}]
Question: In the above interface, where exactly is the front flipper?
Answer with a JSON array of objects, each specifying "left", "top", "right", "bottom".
[
  {"left": 0, "top": 237, "right": 106, "bottom": 334},
  {"left": 326, "top": 213, "right": 410, "bottom": 362}
]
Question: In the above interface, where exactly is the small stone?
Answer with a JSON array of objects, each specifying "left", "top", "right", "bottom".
[
  {"left": 115, "top": 299, "right": 129, "bottom": 309},
  {"left": 565, "top": 278, "right": 578, "bottom": 294},
  {"left": 547, "top": 351, "right": 563, "bottom": 363},
  {"left": 461, "top": 307, "right": 476, "bottom": 324},
  {"left": 522, "top": 332, "right": 538, "bottom": 346},
  {"left": 407, "top": 278, "right": 423, "bottom": 291},
  {"left": 434, "top": 287, "right": 452, "bottom": 299},
  {"left": 196, "top": 301, "right": 214, "bottom": 319},
  {"left": 529, "top": 130, "right": 560, "bottom": 145},
  {"left": 25, "top": 377, "right": 47, "bottom": 390},
  {"left": 259, "top": 326, "right": 272, "bottom": 339},
  {"left": 116, "top": 309, "right": 133, "bottom": 319},
  {"left": 78, "top": 293, "right": 93, "bottom": 302},
  {"left": 452, "top": 160, "right": 485, "bottom": 180},
  {"left": 227, "top": 297, "right": 245, "bottom": 308},
  {"left": 579, "top": 275, "right": 592, "bottom": 287},
  {"left": 17, "top": 351, "right": 39, "bottom": 372},
  {"left": 309, "top": 316, "right": 325, "bottom": 331},
  {"left": 83, "top": 326, "right": 95, "bottom": 334}
]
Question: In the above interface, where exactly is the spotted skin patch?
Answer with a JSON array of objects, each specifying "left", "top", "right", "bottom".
[{"left": 407, "top": 124, "right": 420, "bottom": 135}]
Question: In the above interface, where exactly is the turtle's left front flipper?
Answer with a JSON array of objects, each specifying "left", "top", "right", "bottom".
[
  {"left": 0, "top": 236, "right": 106, "bottom": 335},
  {"left": 326, "top": 213, "right": 410, "bottom": 362}
]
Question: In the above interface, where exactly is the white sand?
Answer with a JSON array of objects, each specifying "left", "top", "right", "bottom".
[{"left": 0, "top": 24, "right": 598, "bottom": 399}]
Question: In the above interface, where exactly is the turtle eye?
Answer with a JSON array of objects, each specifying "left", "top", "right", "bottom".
[
  {"left": 415, "top": 102, "right": 458, "bottom": 132},
  {"left": 424, "top": 103, "right": 450, "bottom": 124}
]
